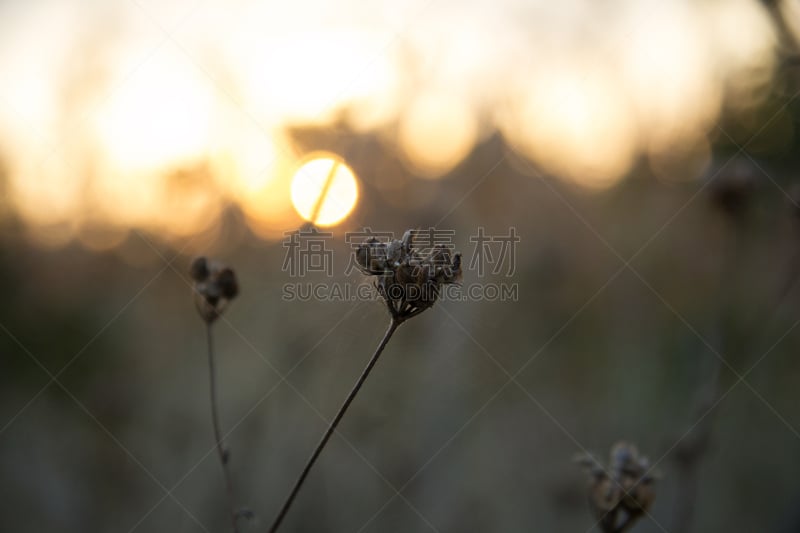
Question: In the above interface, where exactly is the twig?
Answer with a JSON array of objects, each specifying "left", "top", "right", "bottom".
[
  {"left": 267, "top": 318, "right": 401, "bottom": 533},
  {"left": 207, "top": 322, "right": 240, "bottom": 533},
  {"left": 670, "top": 206, "right": 742, "bottom": 531},
  {"left": 671, "top": 356, "right": 721, "bottom": 532}
]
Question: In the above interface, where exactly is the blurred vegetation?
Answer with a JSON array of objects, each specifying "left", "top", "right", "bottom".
[{"left": 3, "top": 102, "right": 800, "bottom": 532}]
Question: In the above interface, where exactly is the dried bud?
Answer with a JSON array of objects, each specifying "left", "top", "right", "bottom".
[
  {"left": 386, "top": 239, "right": 404, "bottom": 265},
  {"left": 190, "top": 256, "right": 210, "bottom": 282},
  {"left": 356, "top": 238, "right": 388, "bottom": 275},
  {"left": 576, "top": 441, "right": 657, "bottom": 533},
  {"left": 354, "top": 229, "right": 462, "bottom": 322},
  {"left": 217, "top": 268, "right": 239, "bottom": 300},
  {"left": 191, "top": 258, "right": 239, "bottom": 323}
]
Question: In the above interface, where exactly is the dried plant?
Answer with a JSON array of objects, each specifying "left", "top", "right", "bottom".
[
  {"left": 190, "top": 256, "right": 247, "bottom": 532},
  {"left": 576, "top": 442, "right": 657, "bottom": 533},
  {"left": 191, "top": 256, "right": 239, "bottom": 324},
  {"left": 267, "top": 230, "right": 462, "bottom": 533},
  {"left": 355, "top": 229, "right": 463, "bottom": 321}
]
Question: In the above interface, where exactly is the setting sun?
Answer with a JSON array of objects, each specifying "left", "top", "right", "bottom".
[{"left": 290, "top": 154, "right": 359, "bottom": 227}]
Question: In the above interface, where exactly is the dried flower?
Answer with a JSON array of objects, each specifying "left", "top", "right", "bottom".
[
  {"left": 355, "top": 230, "right": 462, "bottom": 322},
  {"left": 191, "top": 256, "right": 239, "bottom": 323},
  {"left": 267, "top": 230, "right": 463, "bottom": 533},
  {"left": 188, "top": 256, "right": 247, "bottom": 530},
  {"left": 576, "top": 442, "right": 657, "bottom": 533}
]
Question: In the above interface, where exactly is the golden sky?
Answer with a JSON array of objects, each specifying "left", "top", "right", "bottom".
[{"left": 0, "top": 0, "right": 786, "bottom": 250}]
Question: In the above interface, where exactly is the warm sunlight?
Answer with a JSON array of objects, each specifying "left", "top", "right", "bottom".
[
  {"left": 0, "top": 0, "right": 784, "bottom": 249},
  {"left": 94, "top": 48, "right": 214, "bottom": 173},
  {"left": 503, "top": 57, "right": 637, "bottom": 189},
  {"left": 398, "top": 90, "right": 479, "bottom": 179},
  {"left": 228, "top": 133, "right": 304, "bottom": 241},
  {"left": 290, "top": 154, "right": 359, "bottom": 227}
]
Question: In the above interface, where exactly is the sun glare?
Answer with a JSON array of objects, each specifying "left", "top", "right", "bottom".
[{"left": 290, "top": 154, "right": 359, "bottom": 227}]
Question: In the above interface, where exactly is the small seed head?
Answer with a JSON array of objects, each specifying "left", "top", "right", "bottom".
[
  {"left": 191, "top": 257, "right": 239, "bottom": 323},
  {"left": 217, "top": 268, "right": 239, "bottom": 300},
  {"left": 354, "top": 229, "right": 462, "bottom": 322},
  {"left": 576, "top": 441, "right": 657, "bottom": 533},
  {"left": 190, "top": 256, "right": 210, "bottom": 282}
]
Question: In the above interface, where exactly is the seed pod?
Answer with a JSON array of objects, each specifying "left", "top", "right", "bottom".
[
  {"left": 217, "top": 268, "right": 239, "bottom": 300},
  {"left": 576, "top": 441, "right": 657, "bottom": 533},
  {"left": 356, "top": 238, "right": 388, "bottom": 274},
  {"left": 355, "top": 244, "right": 371, "bottom": 272},
  {"left": 427, "top": 245, "right": 450, "bottom": 266},
  {"left": 190, "top": 256, "right": 210, "bottom": 282},
  {"left": 386, "top": 239, "right": 404, "bottom": 265},
  {"left": 353, "top": 229, "right": 462, "bottom": 322},
  {"left": 191, "top": 257, "right": 238, "bottom": 324}
]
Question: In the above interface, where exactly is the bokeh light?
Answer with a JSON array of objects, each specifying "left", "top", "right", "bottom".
[
  {"left": 398, "top": 90, "right": 479, "bottom": 179},
  {"left": 502, "top": 58, "right": 637, "bottom": 189},
  {"left": 0, "top": 0, "right": 787, "bottom": 247},
  {"left": 290, "top": 154, "right": 359, "bottom": 227}
]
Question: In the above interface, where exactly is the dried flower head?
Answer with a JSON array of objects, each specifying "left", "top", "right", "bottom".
[
  {"left": 575, "top": 442, "right": 657, "bottom": 533},
  {"left": 191, "top": 256, "right": 239, "bottom": 323},
  {"left": 355, "top": 229, "right": 462, "bottom": 322}
]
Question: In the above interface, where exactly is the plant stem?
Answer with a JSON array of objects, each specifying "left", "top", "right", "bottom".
[
  {"left": 267, "top": 318, "right": 401, "bottom": 533},
  {"left": 671, "top": 219, "right": 739, "bottom": 532},
  {"left": 207, "top": 322, "right": 240, "bottom": 533}
]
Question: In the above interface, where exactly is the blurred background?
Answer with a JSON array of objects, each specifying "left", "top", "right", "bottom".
[{"left": 1, "top": 0, "right": 800, "bottom": 531}]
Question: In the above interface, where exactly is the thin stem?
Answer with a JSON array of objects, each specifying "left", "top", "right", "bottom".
[
  {"left": 207, "top": 322, "right": 240, "bottom": 533},
  {"left": 267, "top": 318, "right": 401, "bottom": 533},
  {"left": 671, "top": 219, "right": 739, "bottom": 532}
]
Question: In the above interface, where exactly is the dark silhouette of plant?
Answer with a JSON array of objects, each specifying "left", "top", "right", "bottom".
[
  {"left": 576, "top": 442, "right": 657, "bottom": 533},
  {"left": 266, "top": 230, "right": 462, "bottom": 533},
  {"left": 670, "top": 166, "right": 755, "bottom": 532},
  {"left": 191, "top": 256, "right": 247, "bottom": 533}
]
